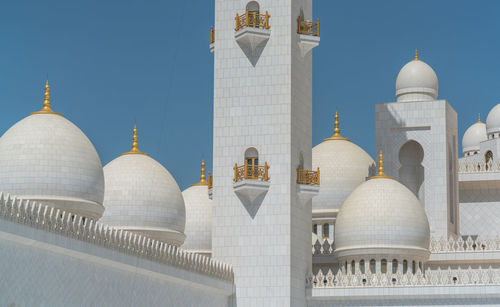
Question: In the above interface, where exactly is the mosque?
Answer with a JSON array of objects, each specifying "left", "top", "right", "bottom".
[{"left": 2, "top": 0, "right": 500, "bottom": 306}]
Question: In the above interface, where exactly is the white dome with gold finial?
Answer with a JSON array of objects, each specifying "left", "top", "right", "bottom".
[
  {"left": 0, "top": 81, "right": 105, "bottom": 219},
  {"left": 181, "top": 160, "right": 212, "bottom": 255},
  {"left": 100, "top": 125, "right": 186, "bottom": 246},
  {"left": 335, "top": 152, "right": 430, "bottom": 263},
  {"left": 312, "top": 111, "right": 375, "bottom": 214},
  {"left": 396, "top": 50, "right": 439, "bottom": 102},
  {"left": 462, "top": 114, "right": 487, "bottom": 156}
]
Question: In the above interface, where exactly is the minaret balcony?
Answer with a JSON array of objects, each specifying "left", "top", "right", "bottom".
[
  {"left": 297, "top": 16, "right": 320, "bottom": 56},
  {"left": 234, "top": 9, "right": 271, "bottom": 61},
  {"left": 296, "top": 166, "right": 320, "bottom": 204},
  {"left": 233, "top": 161, "right": 270, "bottom": 216},
  {"left": 235, "top": 9, "right": 270, "bottom": 32},
  {"left": 209, "top": 26, "right": 215, "bottom": 53}
]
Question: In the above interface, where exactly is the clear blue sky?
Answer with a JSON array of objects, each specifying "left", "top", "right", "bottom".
[{"left": 1, "top": 1, "right": 499, "bottom": 190}]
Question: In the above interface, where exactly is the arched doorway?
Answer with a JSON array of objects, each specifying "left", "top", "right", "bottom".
[{"left": 399, "top": 140, "right": 425, "bottom": 201}]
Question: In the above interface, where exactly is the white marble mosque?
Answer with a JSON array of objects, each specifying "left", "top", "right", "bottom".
[{"left": 2, "top": 0, "right": 500, "bottom": 306}]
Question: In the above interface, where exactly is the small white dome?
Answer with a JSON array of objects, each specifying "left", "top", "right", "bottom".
[
  {"left": 486, "top": 104, "right": 500, "bottom": 136},
  {"left": 312, "top": 112, "right": 375, "bottom": 214},
  {"left": 0, "top": 82, "right": 105, "bottom": 219},
  {"left": 335, "top": 159, "right": 430, "bottom": 261},
  {"left": 395, "top": 52, "right": 438, "bottom": 102},
  {"left": 182, "top": 161, "right": 212, "bottom": 255},
  {"left": 462, "top": 117, "right": 487, "bottom": 155},
  {"left": 100, "top": 126, "right": 186, "bottom": 246}
]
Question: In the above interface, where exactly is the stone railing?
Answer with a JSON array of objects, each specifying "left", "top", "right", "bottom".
[
  {"left": 458, "top": 159, "right": 500, "bottom": 173},
  {"left": 430, "top": 236, "right": 500, "bottom": 253},
  {"left": 308, "top": 266, "right": 500, "bottom": 288},
  {"left": 312, "top": 238, "right": 334, "bottom": 255},
  {"left": 312, "top": 236, "right": 500, "bottom": 256},
  {"left": 0, "top": 193, "right": 233, "bottom": 282}
]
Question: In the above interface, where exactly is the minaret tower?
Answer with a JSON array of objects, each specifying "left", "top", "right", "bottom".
[
  {"left": 375, "top": 51, "right": 459, "bottom": 238},
  {"left": 211, "top": 0, "right": 319, "bottom": 305}
]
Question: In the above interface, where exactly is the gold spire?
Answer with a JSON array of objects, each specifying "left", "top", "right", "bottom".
[
  {"left": 192, "top": 160, "right": 209, "bottom": 186},
  {"left": 323, "top": 111, "right": 350, "bottom": 141},
  {"left": 478, "top": 113, "right": 482, "bottom": 123},
  {"left": 370, "top": 151, "right": 392, "bottom": 179},
  {"left": 413, "top": 48, "right": 419, "bottom": 61},
  {"left": 31, "top": 80, "right": 61, "bottom": 116},
  {"left": 121, "top": 124, "right": 148, "bottom": 156}
]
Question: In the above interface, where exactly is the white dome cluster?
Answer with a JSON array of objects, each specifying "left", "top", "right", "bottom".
[
  {"left": 0, "top": 82, "right": 189, "bottom": 247},
  {"left": 395, "top": 50, "right": 438, "bottom": 103},
  {"left": 335, "top": 152, "right": 430, "bottom": 273},
  {"left": 312, "top": 112, "right": 374, "bottom": 214},
  {"left": 0, "top": 81, "right": 105, "bottom": 219},
  {"left": 100, "top": 125, "right": 186, "bottom": 246},
  {"left": 181, "top": 160, "right": 212, "bottom": 255}
]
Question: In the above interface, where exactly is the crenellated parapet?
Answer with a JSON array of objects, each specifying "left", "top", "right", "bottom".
[
  {"left": 308, "top": 266, "right": 500, "bottom": 288},
  {"left": 458, "top": 159, "right": 500, "bottom": 173},
  {"left": 312, "top": 236, "right": 500, "bottom": 256},
  {"left": 430, "top": 236, "right": 500, "bottom": 253},
  {"left": 0, "top": 192, "right": 233, "bottom": 282}
]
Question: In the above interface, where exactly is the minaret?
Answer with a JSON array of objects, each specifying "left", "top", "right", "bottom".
[
  {"left": 376, "top": 51, "right": 459, "bottom": 238},
  {"left": 211, "top": 0, "right": 318, "bottom": 305}
]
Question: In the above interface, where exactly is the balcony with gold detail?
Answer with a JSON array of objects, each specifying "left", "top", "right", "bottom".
[
  {"left": 233, "top": 161, "right": 270, "bottom": 216},
  {"left": 296, "top": 166, "right": 320, "bottom": 204},
  {"left": 209, "top": 26, "right": 215, "bottom": 53},
  {"left": 207, "top": 171, "right": 213, "bottom": 200},
  {"left": 234, "top": 7, "right": 271, "bottom": 65},
  {"left": 296, "top": 16, "right": 320, "bottom": 57}
]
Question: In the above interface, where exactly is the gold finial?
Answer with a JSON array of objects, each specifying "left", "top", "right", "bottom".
[
  {"left": 192, "top": 159, "right": 209, "bottom": 186},
  {"left": 121, "top": 124, "right": 148, "bottom": 156},
  {"left": 31, "top": 80, "right": 62, "bottom": 116},
  {"left": 413, "top": 48, "right": 419, "bottom": 61},
  {"left": 323, "top": 111, "right": 350, "bottom": 141},
  {"left": 370, "top": 150, "right": 392, "bottom": 179},
  {"left": 478, "top": 113, "right": 482, "bottom": 123}
]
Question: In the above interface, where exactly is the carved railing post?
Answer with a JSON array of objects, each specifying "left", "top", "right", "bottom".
[
  {"left": 235, "top": 13, "right": 240, "bottom": 31},
  {"left": 245, "top": 8, "right": 249, "bottom": 27}
]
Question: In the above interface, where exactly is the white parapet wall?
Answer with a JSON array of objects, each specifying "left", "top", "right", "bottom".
[
  {"left": 0, "top": 193, "right": 234, "bottom": 306},
  {"left": 307, "top": 268, "right": 500, "bottom": 306}
]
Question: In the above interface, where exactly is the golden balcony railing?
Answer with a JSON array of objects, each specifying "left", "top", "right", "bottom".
[
  {"left": 235, "top": 9, "right": 270, "bottom": 31},
  {"left": 210, "top": 26, "right": 215, "bottom": 44},
  {"left": 234, "top": 161, "right": 270, "bottom": 182},
  {"left": 208, "top": 172, "right": 213, "bottom": 190},
  {"left": 297, "top": 166, "right": 320, "bottom": 185},
  {"left": 297, "top": 16, "right": 320, "bottom": 36}
]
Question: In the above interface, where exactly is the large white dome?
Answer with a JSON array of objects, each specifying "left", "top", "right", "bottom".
[
  {"left": 100, "top": 126, "right": 186, "bottom": 246},
  {"left": 462, "top": 116, "right": 487, "bottom": 155},
  {"left": 486, "top": 103, "right": 500, "bottom": 137},
  {"left": 334, "top": 153, "right": 430, "bottom": 261},
  {"left": 312, "top": 112, "right": 374, "bottom": 214},
  {"left": 395, "top": 51, "right": 438, "bottom": 102},
  {"left": 0, "top": 82, "right": 105, "bottom": 219},
  {"left": 182, "top": 160, "right": 212, "bottom": 255}
]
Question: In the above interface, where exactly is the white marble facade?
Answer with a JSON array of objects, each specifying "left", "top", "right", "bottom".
[
  {"left": 2, "top": 0, "right": 500, "bottom": 306},
  {"left": 211, "top": 0, "right": 313, "bottom": 305}
]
